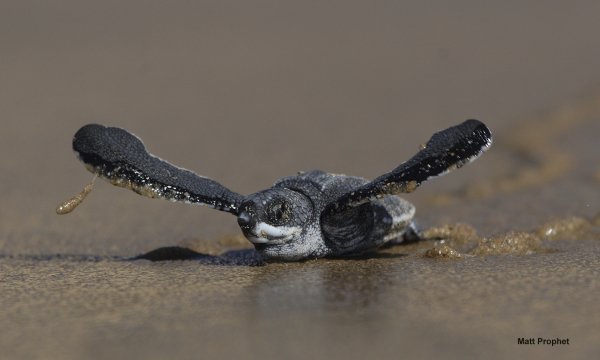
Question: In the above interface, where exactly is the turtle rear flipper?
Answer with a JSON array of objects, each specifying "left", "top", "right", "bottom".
[
  {"left": 325, "top": 119, "right": 492, "bottom": 214},
  {"left": 73, "top": 124, "right": 243, "bottom": 214}
]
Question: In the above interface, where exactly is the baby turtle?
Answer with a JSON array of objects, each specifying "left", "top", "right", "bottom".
[{"left": 65, "top": 119, "right": 492, "bottom": 261}]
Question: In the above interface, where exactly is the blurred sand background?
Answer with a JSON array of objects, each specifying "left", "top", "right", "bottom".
[{"left": 1, "top": 1, "right": 600, "bottom": 359}]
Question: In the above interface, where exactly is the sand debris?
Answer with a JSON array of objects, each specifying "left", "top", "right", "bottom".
[
  {"left": 469, "top": 232, "right": 542, "bottom": 256},
  {"left": 424, "top": 245, "right": 463, "bottom": 259}
]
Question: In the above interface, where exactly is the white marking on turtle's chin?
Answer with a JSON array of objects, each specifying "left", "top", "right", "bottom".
[{"left": 246, "top": 222, "right": 301, "bottom": 244}]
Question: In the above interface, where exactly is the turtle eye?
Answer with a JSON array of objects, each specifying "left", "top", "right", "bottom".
[{"left": 269, "top": 201, "right": 289, "bottom": 222}]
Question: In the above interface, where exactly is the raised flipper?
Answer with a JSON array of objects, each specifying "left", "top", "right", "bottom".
[
  {"left": 325, "top": 119, "right": 492, "bottom": 213},
  {"left": 72, "top": 124, "right": 243, "bottom": 214}
]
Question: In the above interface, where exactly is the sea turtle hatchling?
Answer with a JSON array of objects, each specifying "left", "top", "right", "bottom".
[{"left": 60, "top": 119, "right": 492, "bottom": 261}]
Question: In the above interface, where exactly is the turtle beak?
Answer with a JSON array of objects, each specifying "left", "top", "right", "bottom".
[
  {"left": 237, "top": 211, "right": 254, "bottom": 230},
  {"left": 237, "top": 211, "right": 269, "bottom": 244},
  {"left": 237, "top": 206, "right": 299, "bottom": 245},
  {"left": 243, "top": 222, "right": 300, "bottom": 245}
]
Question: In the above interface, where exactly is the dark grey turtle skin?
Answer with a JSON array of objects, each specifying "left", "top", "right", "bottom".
[{"left": 71, "top": 119, "right": 492, "bottom": 261}]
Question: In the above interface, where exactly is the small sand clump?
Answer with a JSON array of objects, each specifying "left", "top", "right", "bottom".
[
  {"left": 536, "top": 217, "right": 594, "bottom": 240},
  {"left": 424, "top": 245, "right": 463, "bottom": 259},
  {"left": 470, "top": 232, "right": 541, "bottom": 256},
  {"left": 422, "top": 223, "right": 479, "bottom": 248}
]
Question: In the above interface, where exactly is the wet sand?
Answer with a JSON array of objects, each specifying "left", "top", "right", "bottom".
[{"left": 2, "top": 1, "right": 600, "bottom": 359}]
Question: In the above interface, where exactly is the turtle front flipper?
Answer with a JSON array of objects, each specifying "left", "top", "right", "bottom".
[
  {"left": 72, "top": 124, "right": 244, "bottom": 214},
  {"left": 324, "top": 119, "right": 492, "bottom": 213}
]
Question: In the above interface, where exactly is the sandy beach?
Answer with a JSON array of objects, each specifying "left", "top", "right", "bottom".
[{"left": 2, "top": 1, "right": 600, "bottom": 359}]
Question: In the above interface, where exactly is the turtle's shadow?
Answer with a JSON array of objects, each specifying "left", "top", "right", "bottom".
[
  {"left": 133, "top": 246, "right": 265, "bottom": 266},
  {"left": 134, "top": 245, "right": 408, "bottom": 265},
  {"left": 0, "top": 246, "right": 407, "bottom": 266}
]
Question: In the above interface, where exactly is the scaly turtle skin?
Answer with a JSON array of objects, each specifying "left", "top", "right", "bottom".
[{"left": 71, "top": 119, "right": 492, "bottom": 261}]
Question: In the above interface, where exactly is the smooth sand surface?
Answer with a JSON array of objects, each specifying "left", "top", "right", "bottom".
[{"left": 2, "top": 2, "right": 600, "bottom": 359}]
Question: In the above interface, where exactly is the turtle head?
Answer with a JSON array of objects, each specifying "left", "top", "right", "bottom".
[{"left": 237, "top": 188, "right": 322, "bottom": 261}]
